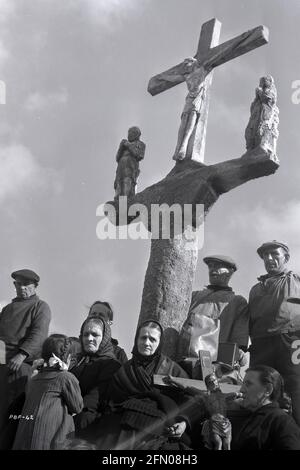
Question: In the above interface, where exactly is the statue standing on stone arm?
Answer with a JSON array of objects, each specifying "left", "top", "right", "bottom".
[
  {"left": 245, "top": 75, "right": 279, "bottom": 156},
  {"left": 163, "top": 57, "right": 207, "bottom": 161},
  {"left": 114, "top": 126, "right": 146, "bottom": 199}
]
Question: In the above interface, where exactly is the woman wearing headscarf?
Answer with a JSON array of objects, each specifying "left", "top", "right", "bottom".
[
  {"left": 90, "top": 320, "right": 190, "bottom": 450},
  {"left": 70, "top": 317, "right": 121, "bottom": 434},
  {"left": 87, "top": 300, "right": 128, "bottom": 364}
]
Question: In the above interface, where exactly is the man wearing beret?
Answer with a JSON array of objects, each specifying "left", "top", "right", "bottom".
[
  {"left": 0, "top": 269, "right": 51, "bottom": 445},
  {"left": 177, "top": 255, "right": 249, "bottom": 366},
  {"left": 249, "top": 241, "right": 300, "bottom": 426}
]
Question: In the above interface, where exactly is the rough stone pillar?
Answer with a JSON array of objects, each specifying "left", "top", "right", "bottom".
[{"left": 139, "top": 234, "right": 199, "bottom": 358}]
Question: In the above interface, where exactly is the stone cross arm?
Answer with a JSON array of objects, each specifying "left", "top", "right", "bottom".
[
  {"left": 203, "top": 25, "right": 268, "bottom": 71},
  {"left": 135, "top": 147, "right": 278, "bottom": 209},
  {"left": 107, "top": 147, "right": 279, "bottom": 230},
  {"left": 148, "top": 25, "right": 269, "bottom": 96}
]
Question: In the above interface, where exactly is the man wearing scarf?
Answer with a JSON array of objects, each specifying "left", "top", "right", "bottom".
[
  {"left": 70, "top": 317, "right": 121, "bottom": 434},
  {"left": 177, "top": 256, "right": 249, "bottom": 364},
  {"left": 249, "top": 241, "right": 300, "bottom": 426}
]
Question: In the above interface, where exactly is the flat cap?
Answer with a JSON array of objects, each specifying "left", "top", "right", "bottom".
[
  {"left": 203, "top": 255, "right": 237, "bottom": 271},
  {"left": 257, "top": 240, "right": 290, "bottom": 259},
  {"left": 11, "top": 269, "right": 40, "bottom": 283}
]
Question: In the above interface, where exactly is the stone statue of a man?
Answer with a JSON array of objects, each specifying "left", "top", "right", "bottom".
[
  {"left": 114, "top": 126, "right": 146, "bottom": 199},
  {"left": 245, "top": 75, "right": 279, "bottom": 155},
  {"left": 168, "top": 57, "right": 207, "bottom": 161}
]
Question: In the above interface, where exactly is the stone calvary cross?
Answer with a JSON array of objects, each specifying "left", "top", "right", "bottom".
[
  {"left": 108, "top": 19, "right": 279, "bottom": 358},
  {"left": 148, "top": 18, "right": 269, "bottom": 162}
]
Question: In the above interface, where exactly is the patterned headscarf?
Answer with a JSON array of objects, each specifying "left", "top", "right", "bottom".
[{"left": 79, "top": 317, "right": 115, "bottom": 359}]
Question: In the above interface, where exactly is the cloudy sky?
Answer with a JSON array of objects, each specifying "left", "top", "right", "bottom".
[{"left": 0, "top": 0, "right": 299, "bottom": 355}]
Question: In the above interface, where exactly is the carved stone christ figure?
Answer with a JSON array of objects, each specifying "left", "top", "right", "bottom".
[
  {"left": 169, "top": 57, "right": 207, "bottom": 161},
  {"left": 245, "top": 75, "right": 279, "bottom": 156},
  {"left": 114, "top": 126, "right": 146, "bottom": 199}
]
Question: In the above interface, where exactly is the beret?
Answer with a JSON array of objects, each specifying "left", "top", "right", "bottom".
[
  {"left": 257, "top": 240, "right": 289, "bottom": 259},
  {"left": 11, "top": 269, "right": 40, "bottom": 283},
  {"left": 203, "top": 255, "right": 237, "bottom": 271}
]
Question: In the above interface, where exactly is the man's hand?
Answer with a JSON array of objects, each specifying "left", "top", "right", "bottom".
[
  {"left": 167, "top": 421, "right": 187, "bottom": 439},
  {"left": 8, "top": 352, "right": 27, "bottom": 372}
]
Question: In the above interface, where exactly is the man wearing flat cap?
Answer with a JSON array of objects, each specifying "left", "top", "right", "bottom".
[
  {"left": 177, "top": 255, "right": 249, "bottom": 366},
  {"left": 249, "top": 240, "right": 300, "bottom": 426},
  {"left": 0, "top": 269, "right": 51, "bottom": 444}
]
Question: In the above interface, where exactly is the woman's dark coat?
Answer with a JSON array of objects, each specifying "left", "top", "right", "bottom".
[
  {"left": 231, "top": 402, "right": 300, "bottom": 450},
  {"left": 86, "top": 321, "right": 190, "bottom": 449},
  {"left": 71, "top": 318, "right": 121, "bottom": 432}
]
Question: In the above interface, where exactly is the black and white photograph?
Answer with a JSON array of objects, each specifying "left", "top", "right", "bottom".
[{"left": 0, "top": 0, "right": 300, "bottom": 455}]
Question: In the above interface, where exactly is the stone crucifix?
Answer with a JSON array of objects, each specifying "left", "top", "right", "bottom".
[
  {"left": 148, "top": 18, "right": 268, "bottom": 163},
  {"left": 107, "top": 19, "right": 279, "bottom": 359}
]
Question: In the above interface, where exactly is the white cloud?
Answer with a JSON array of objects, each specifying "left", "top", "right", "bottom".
[
  {"left": 80, "top": 261, "right": 123, "bottom": 299},
  {"left": 0, "top": 0, "right": 15, "bottom": 23},
  {"left": 24, "top": 89, "right": 69, "bottom": 112},
  {"left": 229, "top": 200, "right": 300, "bottom": 241},
  {"left": 227, "top": 200, "right": 300, "bottom": 268},
  {"left": 0, "top": 39, "right": 9, "bottom": 65},
  {"left": 0, "top": 121, "right": 11, "bottom": 137},
  {"left": 0, "top": 0, "right": 15, "bottom": 67},
  {"left": 211, "top": 99, "right": 247, "bottom": 135},
  {"left": 87, "top": 0, "right": 140, "bottom": 13},
  {"left": 65, "top": 0, "right": 147, "bottom": 28},
  {"left": 0, "top": 0, "right": 15, "bottom": 63},
  {"left": 0, "top": 144, "right": 63, "bottom": 203}
]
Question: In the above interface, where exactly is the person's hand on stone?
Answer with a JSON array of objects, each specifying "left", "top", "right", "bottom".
[{"left": 167, "top": 421, "right": 187, "bottom": 438}]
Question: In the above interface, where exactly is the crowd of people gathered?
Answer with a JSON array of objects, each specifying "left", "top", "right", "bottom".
[{"left": 1, "top": 239, "right": 300, "bottom": 450}]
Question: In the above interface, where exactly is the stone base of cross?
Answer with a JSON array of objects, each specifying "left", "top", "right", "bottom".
[{"left": 106, "top": 18, "right": 279, "bottom": 359}]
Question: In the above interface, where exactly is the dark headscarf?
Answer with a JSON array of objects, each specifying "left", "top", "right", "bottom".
[
  {"left": 109, "top": 320, "right": 182, "bottom": 433},
  {"left": 131, "top": 319, "right": 164, "bottom": 367},
  {"left": 79, "top": 317, "right": 115, "bottom": 360},
  {"left": 109, "top": 320, "right": 165, "bottom": 403}
]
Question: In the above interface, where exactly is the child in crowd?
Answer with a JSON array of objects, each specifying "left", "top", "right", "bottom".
[{"left": 13, "top": 334, "right": 83, "bottom": 450}]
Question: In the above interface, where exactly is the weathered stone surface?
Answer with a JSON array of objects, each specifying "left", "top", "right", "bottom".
[
  {"left": 148, "top": 24, "right": 268, "bottom": 96},
  {"left": 108, "top": 146, "right": 278, "bottom": 223},
  {"left": 106, "top": 146, "right": 279, "bottom": 358},
  {"left": 137, "top": 148, "right": 278, "bottom": 358},
  {"left": 138, "top": 236, "right": 199, "bottom": 358},
  {"left": 245, "top": 75, "right": 279, "bottom": 158},
  {"left": 106, "top": 18, "right": 278, "bottom": 359},
  {"left": 148, "top": 20, "right": 268, "bottom": 163}
]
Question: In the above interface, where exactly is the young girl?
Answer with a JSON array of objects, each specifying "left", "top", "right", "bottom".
[{"left": 13, "top": 334, "right": 83, "bottom": 450}]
